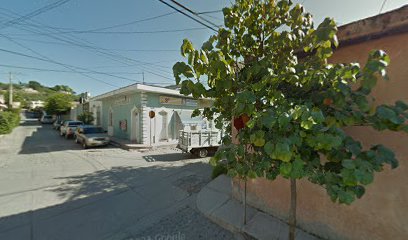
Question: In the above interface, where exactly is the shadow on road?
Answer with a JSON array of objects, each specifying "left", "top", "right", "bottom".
[
  {"left": 0, "top": 162, "right": 213, "bottom": 240},
  {"left": 142, "top": 152, "right": 214, "bottom": 162},
  {"left": 143, "top": 153, "right": 196, "bottom": 162}
]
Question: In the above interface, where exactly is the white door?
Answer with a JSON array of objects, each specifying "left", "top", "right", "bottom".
[
  {"left": 131, "top": 109, "right": 140, "bottom": 142},
  {"left": 108, "top": 109, "right": 114, "bottom": 136},
  {"left": 159, "top": 111, "right": 168, "bottom": 141}
]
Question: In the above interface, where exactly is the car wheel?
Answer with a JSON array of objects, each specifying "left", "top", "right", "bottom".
[{"left": 198, "top": 149, "right": 208, "bottom": 158}]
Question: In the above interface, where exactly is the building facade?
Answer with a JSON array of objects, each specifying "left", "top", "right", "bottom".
[
  {"left": 28, "top": 100, "right": 45, "bottom": 109},
  {"left": 91, "top": 84, "right": 212, "bottom": 145}
]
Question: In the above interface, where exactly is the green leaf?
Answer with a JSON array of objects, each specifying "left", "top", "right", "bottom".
[
  {"left": 227, "top": 169, "right": 238, "bottom": 178},
  {"left": 301, "top": 119, "right": 314, "bottom": 130},
  {"left": 341, "top": 169, "right": 357, "bottom": 186},
  {"left": 352, "top": 186, "right": 366, "bottom": 199},
  {"left": 248, "top": 170, "right": 257, "bottom": 179},
  {"left": 342, "top": 159, "right": 355, "bottom": 169},
  {"left": 250, "top": 130, "right": 266, "bottom": 147},
  {"left": 181, "top": 39, "right": 194, "bottom": 57},
  {"left": 272, "top": 142, "right": 292, "bottom": 162},
  {"left": 374, "top": 145, "right": 399, "bottom": 169},
  {"left": 376, "top": 106, "right": 403, "bottom": 124},
  {"left": 280, "top": 162, "right": 292, "bottom": 177},
  {"left": 291, "top": 158, "right": 304, "bottom": 179},
  {"left": 264, "top": 141, "right": 275, "bottom": 156},
  {"left": 355, "top": 169, "right": 374, "bottom": 185},
  {"left": 338, "top": 190, "right": 355, "bottom": 205}
]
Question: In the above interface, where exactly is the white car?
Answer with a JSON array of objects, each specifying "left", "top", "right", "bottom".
[
  {"left": 40, "top": 115, "right": 54, "bottom": 124},
  {"left": 75, "top": 125, "right": 110, "bottom": 149},
  {"left": 60, "top": 121, "right": 83, "bottom": 139}
]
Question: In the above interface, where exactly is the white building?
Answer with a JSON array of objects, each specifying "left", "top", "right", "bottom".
[{"left": 29, "top": 100, "right": 45, "bottom": 109}]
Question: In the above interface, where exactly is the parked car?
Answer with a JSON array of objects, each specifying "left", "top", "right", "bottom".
[
  {"left": 53, "top": 119, "right": 66, "bottom": 130},
  {"left": 60, "top": 121, "right": 83, "bottom": 139},
  {"left": 40, "top": 115, "right": 54, "bottom": 124},
  {"left": 74, "top": 125, "right": 110, "bottom": 149}
]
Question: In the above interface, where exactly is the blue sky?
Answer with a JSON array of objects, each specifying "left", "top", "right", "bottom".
[{"left": 0, "top": 0, "right": 407, "bottom": 96}]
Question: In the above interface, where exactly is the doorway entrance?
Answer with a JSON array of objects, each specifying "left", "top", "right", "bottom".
[{"left": 131, "top": 107, "right": 140, "bottom": 143}]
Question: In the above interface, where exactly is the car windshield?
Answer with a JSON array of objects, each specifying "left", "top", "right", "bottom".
[
  {"left": 68, "top": 122, "right": 83, "bottom": 126},
  {"left": 44, "top": 116, "right": 52, "bottom": 119},
  {"left": 83, "top": 127, "right": 104, "bottom": 134}
]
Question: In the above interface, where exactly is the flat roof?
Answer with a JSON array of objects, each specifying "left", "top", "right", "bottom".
[{"left": 91, "top": 84, "right": 187, "bottom": 101}]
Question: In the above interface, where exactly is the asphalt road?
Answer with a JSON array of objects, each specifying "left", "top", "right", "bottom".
[{"left": 0, "top": 120, "right": 234, "bottom": 240}]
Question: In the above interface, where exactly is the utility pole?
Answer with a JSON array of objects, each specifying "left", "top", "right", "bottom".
[
  {"left": 142, "top": 72, "right": 145, "bottom": 85},
  {"left": 8, "top": 72, "right": 13, "bottom": 108}
]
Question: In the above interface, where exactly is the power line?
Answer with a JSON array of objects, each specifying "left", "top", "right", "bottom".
[
  {"left": 0, "top": 9, "right": 174, "bottom": 73},
  {"left": 13, "top": 27, "right": 207, "bottom": 35},
  {"left": 157, "top": 0, "right": 218, "bottom": 32},
  {"left": 169, "top": 0, "right": 220, "bottom": 28},
  {"left": 78, "top": 11, "right": 177, "bottom": 32},
  {"left": 0, "top": 0, "right": 71, "bottom": 30},
  {"left": 0, "top": 43, "right": 127, "bottom": 87},
  {"left": 0, "top": 7, "right": 176, "bottom": 83},
  {"left": 0, "top": 64, "right": 147, "bottom": 75},
  {"left": 0, "top": 14, "right": 175, "bottom": 79},
  {"left": 197, "top": 10, "right": 223, "bottom": 15},
  {"left": 379, "top": 0, "right": 388, "bottom": 14},
  {"left": 7, "top": 37, "right": 179, "bottom": 52}
]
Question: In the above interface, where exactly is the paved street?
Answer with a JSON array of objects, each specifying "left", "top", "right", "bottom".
[{"left": 0, "top": 120, "right": 234, "bottom": 240}]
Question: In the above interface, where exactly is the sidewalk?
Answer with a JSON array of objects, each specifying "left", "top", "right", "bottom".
[
  {"left": 197, "top": 175, "right": 320, "bottom": 240},
  {"left": 109, "top": 137, "right": 177, "bottom": 151}
]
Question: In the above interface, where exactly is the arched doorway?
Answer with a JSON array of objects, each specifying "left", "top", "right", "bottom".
[
  {"left": 159, "top": 110, "right": 168, "bottom": 141},
  {"left": 108, "top": 107, "right": 114, "bottom": 136},
  {"left": 130, "top": 107, "right": 140, "bottom": 143}
]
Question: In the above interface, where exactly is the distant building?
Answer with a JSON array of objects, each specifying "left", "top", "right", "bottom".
[
  {"left": 0, "top": 94, "right": 7, "bottom": 111},
  {"left": 23, "top": 88, "right": 39, "bottom": 94},
  {"left": 11, "top": 102, "right": 21, "bottom": 109},
  {"left": 29, "top": 100, "right": 45, "bottom": 109}
]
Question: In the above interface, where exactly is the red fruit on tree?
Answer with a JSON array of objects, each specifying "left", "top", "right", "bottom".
[
  {"left": 234, "top": 117, "right": 245, "bottom": 130},
  {"left": 323, "top": 98, "right": 333, "bottom": 106}
]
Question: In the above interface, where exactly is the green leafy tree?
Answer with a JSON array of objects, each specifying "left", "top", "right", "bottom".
[
  {"left": 28, "top": 81, "right": 43, "bottom": 91},
  {"left": 173, "top": 0, "right": 408, "bottom": 239},
  {"left": 45, "top": 93, "right": 72, "bottom": 116},
  {"left": 52, "top": 85, "right": 75, "bottom": 94},
  {"left": 77, "top": 111, "right": 94, "bottom": 124}
]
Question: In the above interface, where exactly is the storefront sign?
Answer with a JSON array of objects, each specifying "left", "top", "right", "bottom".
[
  {"left": 114, "top": 96, "right": 130, "bottom": 106},
  {"left": 160, "top": 96, "right": 183, "bottom": 105},
  {"left": 185, "top": 99, "right": 198, "bottom": 107}
]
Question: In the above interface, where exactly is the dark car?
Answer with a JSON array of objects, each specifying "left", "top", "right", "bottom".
[{"left": 75, "top": 125, "right": 110, "bottom": 149}]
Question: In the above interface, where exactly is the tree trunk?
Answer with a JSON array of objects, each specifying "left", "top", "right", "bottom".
[
  {"left": 289, "top": 178, "right": 297, "bottom": 240},
  {"left": 243, "top": 179, "right": 247, "bottom": 225}
]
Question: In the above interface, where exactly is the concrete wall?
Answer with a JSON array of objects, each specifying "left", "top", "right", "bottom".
[
  {"left": 233, "top": 32, "right": 408, "bottom": 240},
  {"left": 101, "top": 93, "right": 141, "bottom": 140}
]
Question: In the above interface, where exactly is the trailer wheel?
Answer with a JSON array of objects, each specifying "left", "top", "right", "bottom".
[{"left": 198, "top": 148, "right": 208, "bottom": 158}]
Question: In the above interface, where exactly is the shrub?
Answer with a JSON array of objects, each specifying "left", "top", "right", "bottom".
[{"left": 0, "top": 110, "right": 21, "bottom": 134}]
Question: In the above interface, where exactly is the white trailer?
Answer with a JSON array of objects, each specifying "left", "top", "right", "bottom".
[{"left": 177, "top": 129, "right": 222, "bottom": 157}]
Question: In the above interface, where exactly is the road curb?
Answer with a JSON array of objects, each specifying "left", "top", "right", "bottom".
[{"left": 196, "top": 175, "right": 321, "bottom": 240}]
